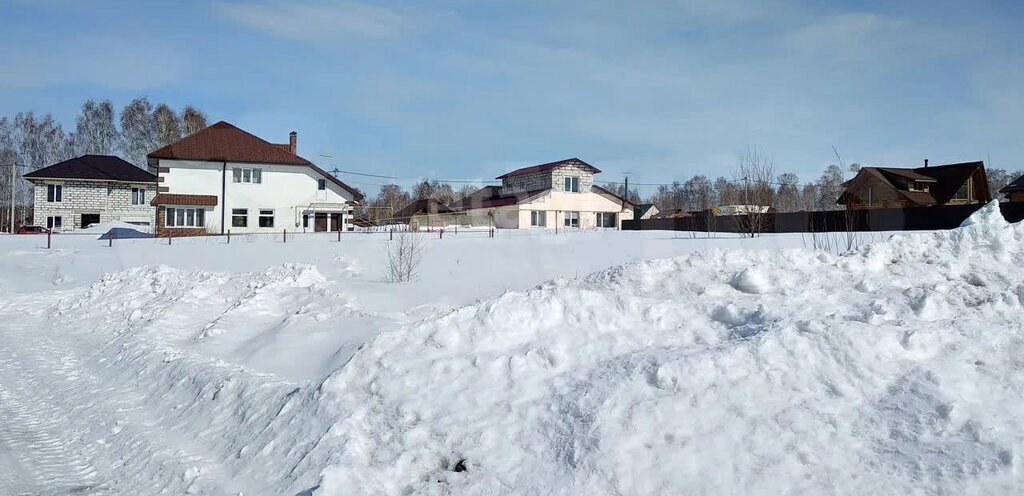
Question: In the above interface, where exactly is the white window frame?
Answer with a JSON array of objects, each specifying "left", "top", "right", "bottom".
[
  {"left": 597, "top": 212, "right": 617, "bottom": 228},
  {"left": 46, "top": 216, "right": 62, "bottom": 230},
  {"left": 232, "top": 208, "right": 248, "bottom": 227},
  {"left": 258, "top": 209, "right": 275, "bottom": 228},
  {"left": 564, "top": 211, "right": 579, "bottom": 228},
  {"left": 131, "top": 187, "right": 146, "bottom": 205},
  {"left": 232, "top": 168, "right": 263, "bottom": 184},
  {"left": 530, "top": 210, "right": 546, "bottom": 227},
  {"left": 165, "top": 207, "right": 205, "bottom": 228},
  {"left": 47, "top": 184, "right": 63, "bottom": 203},
  {"left": 317, "top": 178, "right": 326, "bottom": 190},
  {"left": 564, "top": 176, "right": 580, "bottom": 193}
]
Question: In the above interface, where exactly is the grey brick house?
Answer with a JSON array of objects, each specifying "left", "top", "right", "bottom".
[{"left": 23, "top": 155, "right": 157, "bottom": 231}]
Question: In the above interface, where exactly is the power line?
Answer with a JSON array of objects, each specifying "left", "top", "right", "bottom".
[{"left": 331, "top": 169, "right": 399, "bottom": 179}]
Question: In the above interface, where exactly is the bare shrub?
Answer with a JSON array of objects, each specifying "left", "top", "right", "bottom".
[
  {"left": 733, "top": 147, "right": 776, "bottom": 237},
  {"left": 385, "top": 232, "right": 425, "bottom": 283}
]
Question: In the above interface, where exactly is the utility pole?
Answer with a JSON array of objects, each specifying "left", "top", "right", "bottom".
[
  {"left": 623, "top": 175, "right": 629, "bottom": 209},
  {"left": 8, "top": 162, "right": 15, "bottom": 234}
]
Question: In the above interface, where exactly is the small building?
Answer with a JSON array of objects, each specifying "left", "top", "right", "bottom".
[
  {"left": 22, "top": 155, "right": 157, "bottom": 231},
  {"left": 456, "top": 158, "right": 634, "bottom": 229},
  {"left": 999, "top": 175, "right": 1024, "bottom": 202},
  {"left": 392, "top": 198, "right": 462, "bottom": 230},
  {"left": 147, "top": 121, "right": 363, "bottom": 236},
  {"left": 634, "top": 203, "right": 659, "bottom": 220},
  {"left": 838, "top": 161, "right": 990, "bottom": 209}
]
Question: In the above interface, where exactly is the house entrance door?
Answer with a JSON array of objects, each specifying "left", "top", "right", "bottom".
[
  {"left": 329, "top": 213, "right": 342, "bottom": 231},
  {"left": 314, "top": 213, "right": 328, "bottom": 232}
]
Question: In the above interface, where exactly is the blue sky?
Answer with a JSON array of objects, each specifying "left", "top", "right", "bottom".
[{"left": 1, "top": 0, "right": 1022, "bottom": 192}]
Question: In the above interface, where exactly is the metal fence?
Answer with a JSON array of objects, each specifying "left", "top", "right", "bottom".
[{"left": 623, "top": 202, "right": 1024, "bottom": 233}]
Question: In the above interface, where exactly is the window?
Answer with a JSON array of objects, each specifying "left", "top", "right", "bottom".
[
  {"left": 132, "top": 188, "right": 146, "bottom": 205},
  {"left": 47, "top": 184, "right": 62, "bottom": 202},
  {"left": 908, "top": 181, "right": 929, "bottom": 192},
  {"left": 165, "top": 207, "right": 205, "bottom": 228},
  {"left": 953, "top": 184, "right": 968, "bottom": 200},
  {"left": 259, "top": 209, "right": 275, "bottom": 228},
  {"left": 233, "top": 168, "right": 263, "bottom": 184},
  {"left": 597, "top": 212, "right": 617, "bottom": 228},
  {"left": 46, "top": 216, "right": 62, "bottom": 230},
  {"left": 318, "top": 179, "right": 326, "bottom": 190},
  {"left": 564, "top": 176, "right": 580, "bottom": 193},
  {"left": 530, "top": 211, "right": 546, "bottom": 227},
  {"left": 564, "top": 211, "right": 579, "bottom": 228},
  {"left": 303, "top": 214, "right": 309, "bottom": 228},
  {"left": 232, "top": 208, "right": 248, "bottom": 227}
]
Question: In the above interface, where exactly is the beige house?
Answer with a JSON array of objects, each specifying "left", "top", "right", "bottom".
[{"left": 457, "top": 158, "right": 634, "bottom": 229}]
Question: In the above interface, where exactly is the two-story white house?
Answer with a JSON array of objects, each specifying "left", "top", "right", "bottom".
[
  {"left": 456, "top": 158, "right": 634, "bottom": 229},
  {"left": 146, "top": 121, "right": 363, "bottom": 236},
  {"left": 23, "top": 155, "right": 157, "bottom": 231}
]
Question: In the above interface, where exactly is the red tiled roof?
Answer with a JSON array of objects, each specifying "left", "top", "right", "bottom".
[
  {"left": 150, "top": 194, "right": 219, "bottom": 206},
  {"left": 496, "top": 158, "right": 601, "bottom": 179},
  {"left": 148, "top": 121, "right": 312, "bottom": 166}
]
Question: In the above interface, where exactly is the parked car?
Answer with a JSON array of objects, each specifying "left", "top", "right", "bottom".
[{"left": 16, "top": 225, "right": 49, "bottom": 234}]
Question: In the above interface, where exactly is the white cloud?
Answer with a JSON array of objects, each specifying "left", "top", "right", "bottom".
[
  {"left": 216, "top": 1, "right": 411, "bottom": 41},
  {"left": 0, "top": 37, "right": 188, "bottom": 91}
]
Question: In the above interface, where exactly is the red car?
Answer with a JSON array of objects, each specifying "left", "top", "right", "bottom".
[{"left": 16, "top": 225, "right": 50, "bottom": 234}]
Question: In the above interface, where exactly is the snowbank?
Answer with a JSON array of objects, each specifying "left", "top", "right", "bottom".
[
  {"left": 76, "top": 220, "right": 154, "bottom": 234},
  {"left": 312, "top": 202, "right": 1024, "bottom": 494}
]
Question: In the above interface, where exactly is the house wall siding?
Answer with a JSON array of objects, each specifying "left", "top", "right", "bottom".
[
  {"left": 155, "top": 158, "right": 357, "bottom": 235},
  {"left": 31, "top": 180, "right": 155, "bottom": 230}
]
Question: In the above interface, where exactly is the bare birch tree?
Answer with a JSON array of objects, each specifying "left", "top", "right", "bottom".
[
  {"left": 153, "top": 104, "right": 183, "bottom": 147},
  {"left": 72, "top": 100, "right": 117, "bottom": 155},
  {"left": 119, "top": 97, "right": 158, "bottom": 168},
  {"left": 181, "top": 106, "right": 208, "bottom": 136}
]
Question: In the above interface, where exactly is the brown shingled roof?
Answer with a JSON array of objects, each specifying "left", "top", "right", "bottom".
[
  {"left": 148, "top": 121, "right": 313, "bottom": 166},
  {"left": 148, "top": 121, "right": 364, "bottom": 202},
  {"left": 150, "top": 194, "right": 219, "bottom": 206},
  {"left": 496, "top": 158, "right": 601, "bottom": 179}
]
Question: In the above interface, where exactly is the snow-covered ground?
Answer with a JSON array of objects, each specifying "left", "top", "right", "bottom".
[{"left": 1, "top": 210, "right": 1022, "bottom": 494}]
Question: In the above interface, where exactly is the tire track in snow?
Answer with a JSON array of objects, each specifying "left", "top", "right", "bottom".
[
  {"left": 0, "top": 321, "right": 246, "bottom": 495},
  {"left": 0, "top": 350, "right": 102, "bottom": 494}
]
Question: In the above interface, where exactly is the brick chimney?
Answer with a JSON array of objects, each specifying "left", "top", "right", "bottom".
[
  {"left": 289, "top": 131, "right": 297, "bottom": 155},
  {"left": 924, "top": 158, "right": 929, "bottom": 167}
]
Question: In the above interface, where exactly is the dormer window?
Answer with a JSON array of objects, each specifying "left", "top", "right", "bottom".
[
  {"left": 908, "top": 181, "right": 928, "bottom": 192},
  {"left": 564, "top": 176, "right": 580, "bottom": 193}
]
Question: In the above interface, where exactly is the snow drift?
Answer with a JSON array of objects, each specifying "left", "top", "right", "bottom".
[
  {"left": 313, "top": 202, "right": 1024, "bottom": 495},
  {"left": 3, "top": 203, "right": 1023, "bottom": 495}
]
